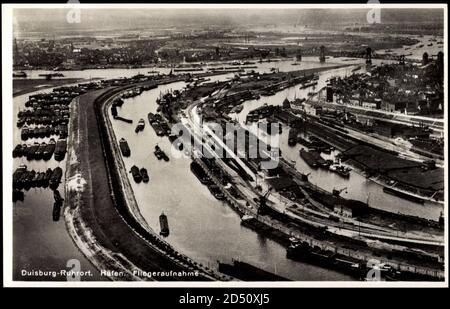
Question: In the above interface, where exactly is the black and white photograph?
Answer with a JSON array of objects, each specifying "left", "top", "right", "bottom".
[{"left": 2, "top": 3, "right": 447, "bottom": 288}]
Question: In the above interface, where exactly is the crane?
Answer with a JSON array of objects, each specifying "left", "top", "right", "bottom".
[{"left": 257, "top": 187, "right": 273, "bottom": 214}]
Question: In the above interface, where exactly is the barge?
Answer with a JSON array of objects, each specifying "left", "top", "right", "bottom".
[
  {"left": 130, "top": 165, "right": 142, "bottom": 183},
  {"left": 159, "top": 212, "right": 170, "bottom": 237},
  {"left": 54, "top": 139, "right": 67, "bottom": 161},
  {"left": 119, "top": 138, "right": 131, "bottom": 157},
  {"left": 190, "top": 161, "right": 211, "bottom": 184}
]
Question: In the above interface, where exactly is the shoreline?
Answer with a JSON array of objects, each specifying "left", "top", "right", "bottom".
[{"left": 13, "top": 78, "right": 89, "bottom": 97}]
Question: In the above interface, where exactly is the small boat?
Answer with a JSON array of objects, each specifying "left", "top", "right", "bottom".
[
  {"left": 135, "top": 118, "right": 145, "bottom": 133},
  {"left": 329, "top": 164, "right": 351, "bottom": 178},
  {"left": 119, "top": 138, "right": 131, "bottom": 157},
  {"left": 130, "top": 165, "right": 142, "bottom": 183},
  {"left": 140, "top": 168, "right": 149, "bottom": 183},
  {"left": 159, "top": 212, "right": 170, "bottom": 237},
  {"left": 13, "top": 71, "right": 27, "bottom": 78}
]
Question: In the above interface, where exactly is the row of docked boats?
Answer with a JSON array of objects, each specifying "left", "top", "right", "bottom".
[
  {"left": 13, "top": 165, "right": 62, "bottom": 190},
  {"left": 17, "top": 107, "right": 70, "bottom": 128},
  {"left": 148, "top": 112, "right": 171, "bottom": 136},
  {"left": 21, "top": 124, "right": 68, "bottom": 140},
  {"left": 122, "top": 87, "right": 143, "bottom": 99},
  {"left": 13, "top": 139, "right": 67, "bottom": 161},
  {"left": 190, "top": 161, "right": 225, "bottom": 200},
  {"left": 129, "top": 165, "right": 150, "bottom": 183},
  {"left": 299, "top": 80, "right": 318, "bottom": 89}
]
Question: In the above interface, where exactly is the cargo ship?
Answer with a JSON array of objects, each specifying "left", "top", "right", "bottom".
[
  {"left": 382, "top": 186, "right": 424, "bottom": 204},
  {"left": 218, "top": 260, "right": 290, "bottom": 281},
  {"left": 135, "top": 118, "right": 145, "bottom": 133},
  {"left": 130, "top": 165, "right": 142, "bottom": 183},
  {"left": 119, "top": 138, "right": 131, "bottom": 157},
  {"left": 190, "top": 161, "right": 211, "bottom": 184},
  {"left": 286, "top": 240, "right": 363, "bottom": 278},
  {"left": 140, "top": 168, "right": 149, "bottom": 183},
  {"left": 159, "top": 212, "right": 169, "bottom": 237}
]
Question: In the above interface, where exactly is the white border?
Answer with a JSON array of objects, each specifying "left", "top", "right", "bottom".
[{"left": 2, "top": 3, "right": 448, "bottom": 288}]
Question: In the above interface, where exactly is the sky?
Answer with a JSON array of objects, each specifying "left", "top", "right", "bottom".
[{"left": 13, "top": 7, "right": 444, "bottom": 35}]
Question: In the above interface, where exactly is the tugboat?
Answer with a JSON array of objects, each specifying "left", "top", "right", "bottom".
[
  {"left": 140, "top": 168, "right": 149, "bottom": 183},
  {"left": 135, "top": 118, "right": 145, "bottom": 133},
  {"left": 159, "top": 212, "right": 170, "bottom": 237},
  {"left": 130, "top": 165, "right": 142, "bottom": 183},
  {"left": 329, "top": 164, "right": 351, "bottom": 178}
]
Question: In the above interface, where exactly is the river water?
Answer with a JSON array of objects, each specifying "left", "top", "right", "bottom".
[{"left": 12, "top": 50, "right": 442, "bottom": 281}]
